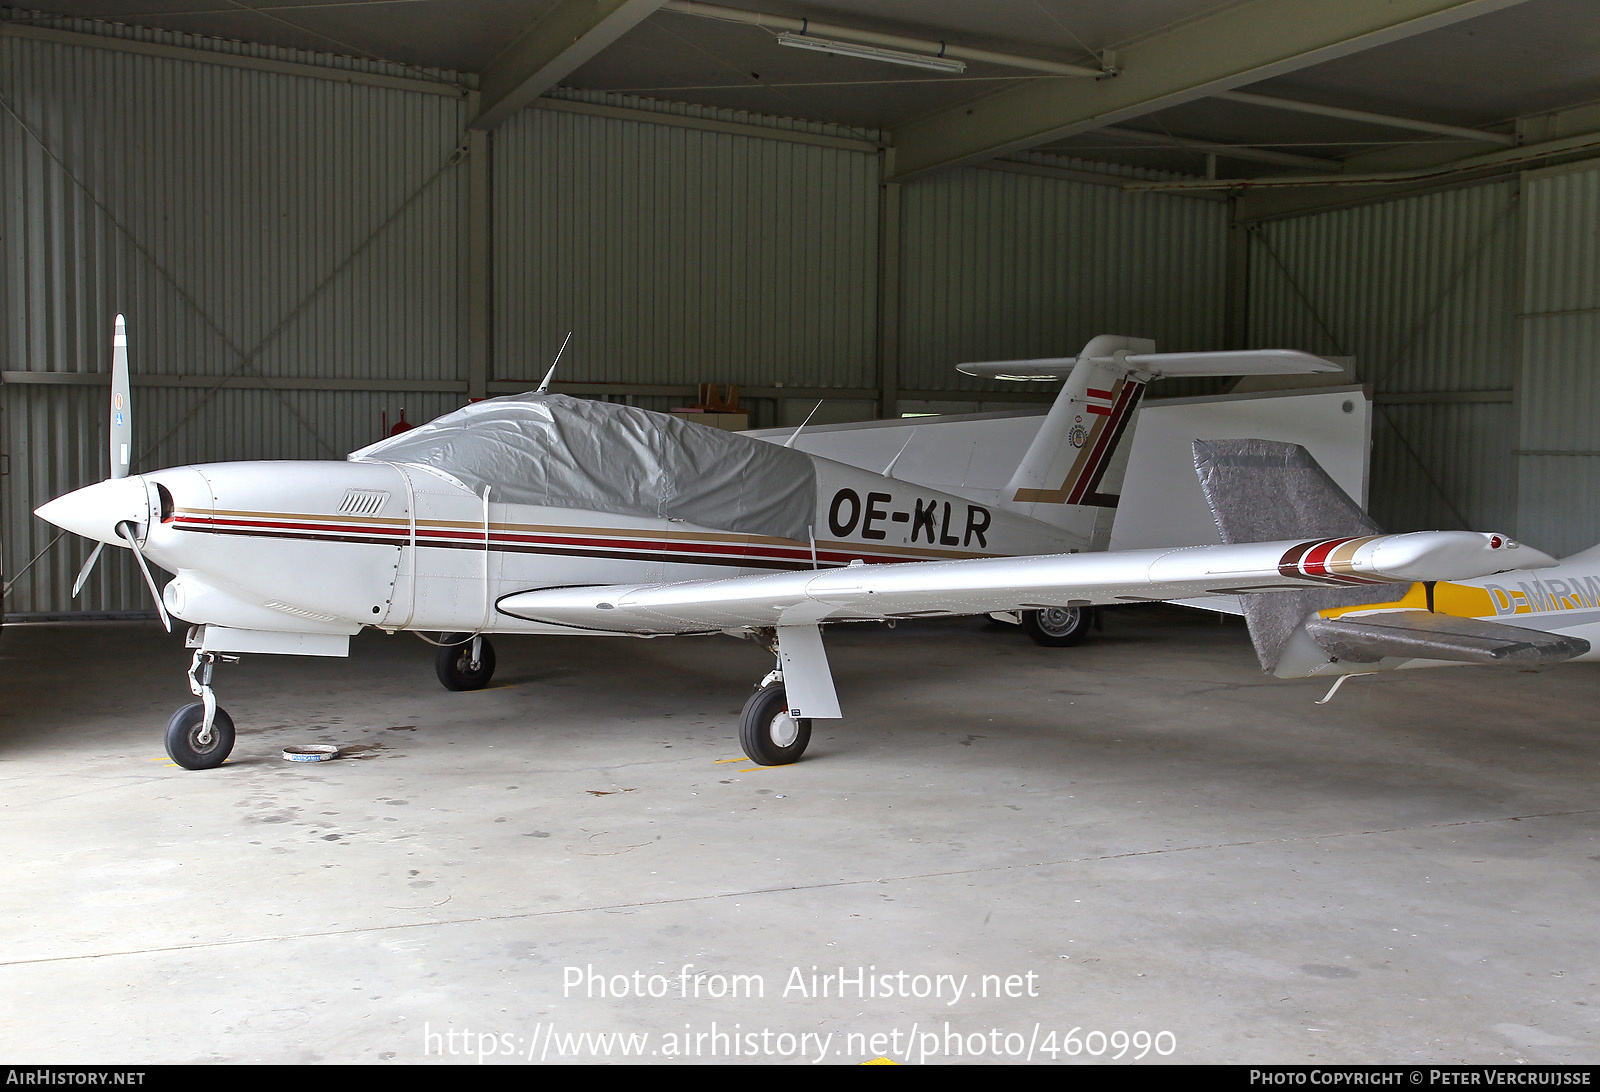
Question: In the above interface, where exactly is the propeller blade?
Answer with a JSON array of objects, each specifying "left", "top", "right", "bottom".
[
  {"left": 70, "top": 541, "right": 105, "bottom": 598},
  {"left": 110, "top": 314, "right": 131, "bottom": 479},
  {"left": 116, "top": 521, "right": 171, "bottom": 633}
]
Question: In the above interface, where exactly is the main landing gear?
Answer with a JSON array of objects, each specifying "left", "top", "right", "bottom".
[
  {"left": 435, "top": 633, "right": 496, "bottom": 690},
  {"left": 1021, "top": 606, "right": 1094, "bottom": 647},
  {"left": 739, "top": 666, "right": 812, "bottom": 767},
  {"left": 165, "top": 650, "right": 238, "bottom": 769}
]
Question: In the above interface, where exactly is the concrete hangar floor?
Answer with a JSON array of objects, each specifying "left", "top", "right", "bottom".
[{"left": 1, "top": 607, "right": 1595, "bottom": 1065}]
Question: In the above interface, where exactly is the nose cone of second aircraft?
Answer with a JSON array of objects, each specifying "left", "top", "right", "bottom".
[{"left": 35, "top": 476, "right": 151, "bottom": 546}]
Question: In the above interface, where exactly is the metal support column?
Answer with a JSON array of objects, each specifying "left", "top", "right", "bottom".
[
  {"left": 1224, "top": 195, "right": 1251, "bottom": 350},
  {"left": 876, "top": 147, "right": 901, "bottom": 419},
  {"left": 466, "top": 104, "right": 492, "bottom": 402}
]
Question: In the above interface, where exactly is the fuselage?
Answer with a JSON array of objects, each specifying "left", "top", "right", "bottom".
[{"left": 75, "top": 445, "right": 1080, "bottom": 639}]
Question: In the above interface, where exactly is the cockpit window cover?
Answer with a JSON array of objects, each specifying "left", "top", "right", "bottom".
[{"left": 350, "top": 393, "right": 818, "bottom": 542}]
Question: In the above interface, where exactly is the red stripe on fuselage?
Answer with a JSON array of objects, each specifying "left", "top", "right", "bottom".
[{"left": 170, "top": 517, "right": 980, "bottom": 570}]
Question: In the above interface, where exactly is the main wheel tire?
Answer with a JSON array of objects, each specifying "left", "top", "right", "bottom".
[
  {"left": 1022, "top": 606, "right": 1093, "bottom": 647},
  {"left": 165, "top": 702, "right": 236, "bottom": 770},
  {"left": 739, "top": 683, "right": 811, "bottom": 766},
  {"left": 435, "top": 634, "right": 496, "bottom": 691}
]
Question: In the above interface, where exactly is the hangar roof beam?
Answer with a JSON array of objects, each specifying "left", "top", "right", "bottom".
[
  {"left": 471, "top": 0, "right": 667, "bottom": 131},
  {"left": 887, "top": 0, "right": 1539, "bottom": 181},
  {"left": 1214, "top": 90, "right": 1517, "bottom": 147},
  {"left": 659, "top": 1, "right": 1108, "bottom": 78}
]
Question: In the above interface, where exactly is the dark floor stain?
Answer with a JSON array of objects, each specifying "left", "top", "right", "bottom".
[{"left": 1301, "top": 965, "right": 1356, "bottom": 978}]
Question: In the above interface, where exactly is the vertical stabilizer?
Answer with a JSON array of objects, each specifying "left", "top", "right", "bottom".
[
  {"left": 956, "top": 338, "right": 1342, "bottom": 525},
  {"left": 1193, "top": 438, "right": 1394, "bottom": 672},
  {"left": 1002, "top": 335, "right": 1153, "bottom": 517}
]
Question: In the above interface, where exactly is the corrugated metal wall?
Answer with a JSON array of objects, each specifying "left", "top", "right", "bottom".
[
  {"left": 1246, "top": 180, "right": 1521, "bottom": 534},
  {"left": 1, "top": 27, "right": 470, "bottom": 613},
  {"left": 494, "top": 94, "right": 881, "bottom": 391},
  {"left": 900, "top": 167, "right": 1228, "bottom": 394},
  {"left": 1518, "top": 162, "right": 1600, "bottom": 557},
  {"left": 13, "top": 17, "right": 1599, "bottom": 618}
]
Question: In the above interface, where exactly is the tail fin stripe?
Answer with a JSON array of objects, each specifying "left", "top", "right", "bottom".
[{"left": 1064, "top": 378, "right": 1143, "bottom": 506}]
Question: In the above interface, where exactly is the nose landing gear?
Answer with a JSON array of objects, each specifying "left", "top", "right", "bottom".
[{"left": 165, "top": 650, "right": 238, "bottom": 769}]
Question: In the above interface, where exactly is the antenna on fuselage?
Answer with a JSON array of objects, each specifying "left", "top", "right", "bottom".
[
  {"left": 882, "top": 433, "right": 916, "bottom": 479},
  {"left": 536, "top": 331, "right": 573, "bottom": 394},
  {"left": 782, "top": 400, "right": 824, "bottom": 449}
]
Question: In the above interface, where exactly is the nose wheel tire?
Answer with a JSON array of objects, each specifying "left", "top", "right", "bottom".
[
  {"left": 739, "top": 683, "right": 811, "bottom": 766},
  {"left": 165, "top": 702, "right": 236, "bottom": 770},
  {"left": 1022, "top": 606, "right": 1092, "bottom": 647},
  {"left": 436, "top": 634, "right": 496, "bottom": 691}
]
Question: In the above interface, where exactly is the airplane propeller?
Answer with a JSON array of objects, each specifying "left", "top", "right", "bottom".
[{"left": 59, "top": 315, "right": 170, "bottom": 630}]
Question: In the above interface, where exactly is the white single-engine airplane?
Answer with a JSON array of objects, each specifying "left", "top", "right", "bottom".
[{"left": 35, "top": 318, "right": 1550, "bottom": 770}]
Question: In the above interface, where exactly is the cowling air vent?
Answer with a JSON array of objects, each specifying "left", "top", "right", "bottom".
[
  {"left": 339, "top": 489, "right": 390, "bottom": 516},
  {"left": 265, "top": 601, "right": 342, "bottom": 622}
]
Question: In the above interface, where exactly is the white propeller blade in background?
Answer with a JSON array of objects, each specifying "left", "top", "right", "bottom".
[
  {"left": 71, "top": 314, "right": 135, "bottom": 599},
  {"left": 110, "top": 313, "right": 131, "bottom": 479}
]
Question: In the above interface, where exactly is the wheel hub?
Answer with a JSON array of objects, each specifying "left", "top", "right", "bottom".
[
  {"left": 770, "top": 711, "right": 800, "bottom": 748},
  {"left": 1038, "top": 606, "right": 1080, "bottom": 635}
]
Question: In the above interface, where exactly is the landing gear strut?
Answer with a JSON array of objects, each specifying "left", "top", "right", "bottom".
[{"left": 166, "top": 650, "right": 237, "bottom": 769}]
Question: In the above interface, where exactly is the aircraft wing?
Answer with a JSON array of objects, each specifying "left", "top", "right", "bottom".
[
  {"left": 498, "top": 531, "right": 1549, "bottom": 635},
  {"left": 1304, "top": 611, "right": 1590, "bottom": 666}
]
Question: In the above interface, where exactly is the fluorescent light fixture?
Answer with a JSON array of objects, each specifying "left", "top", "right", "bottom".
[{"left": 775, "top": 32, "right": 966, "bottom": 73}]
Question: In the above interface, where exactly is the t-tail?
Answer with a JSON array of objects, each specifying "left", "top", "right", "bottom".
[
  {"left": 1192, "top": 438, "right": 1578, "bottom": 684},
  {"left": 958, "top": 336, "right": 1343, "bottom": 522}
]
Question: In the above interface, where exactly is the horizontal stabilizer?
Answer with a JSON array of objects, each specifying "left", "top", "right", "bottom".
[
  {"left": 1124, "top": 349, "right": 1342, "bottom": 379},
  {"left": 958, "top": 347, "right": 1340, "bottom": 382},
  {"left": 957, "top": 357, "right": 1081, "bottom": 382},
  {"left": 1305, "top": 611, "right": 1590, "bottom": 666}
]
